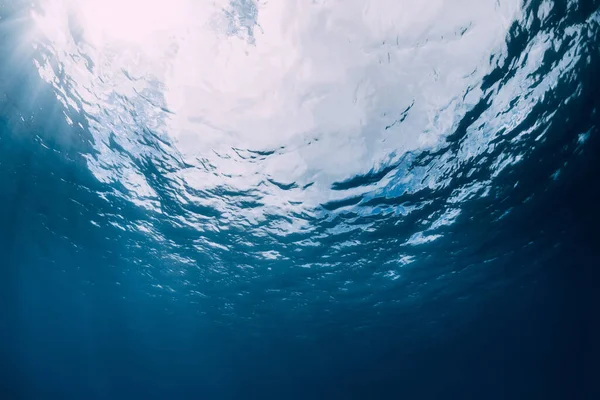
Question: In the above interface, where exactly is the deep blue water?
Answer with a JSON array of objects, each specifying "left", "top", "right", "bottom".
[{"left": 1, "top": 0, "right": 600, "bottom": 399}]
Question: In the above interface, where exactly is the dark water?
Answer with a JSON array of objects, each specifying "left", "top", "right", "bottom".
[{"left": 1, "top": 0, "right": 599, "bottom": 399}]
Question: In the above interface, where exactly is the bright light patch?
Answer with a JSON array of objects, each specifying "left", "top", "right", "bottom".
[
  {"left": 30, "top": 0, "right": 524, "bottom": 214},
  {"left": 75, "top": 0, "right": 187, "bottom": 45}
]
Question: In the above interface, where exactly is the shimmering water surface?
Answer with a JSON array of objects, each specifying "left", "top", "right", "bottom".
[{"left": 1, "top": 0, "right": 599, "bottom": 399}]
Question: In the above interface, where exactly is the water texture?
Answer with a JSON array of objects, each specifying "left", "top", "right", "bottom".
[{"left": 1, "top": 0, "right": 599, "bottom": 398}]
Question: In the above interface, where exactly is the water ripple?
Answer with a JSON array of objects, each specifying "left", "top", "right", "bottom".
[{"left": 5, "top": 0, "right": 598, "bottom": 324}]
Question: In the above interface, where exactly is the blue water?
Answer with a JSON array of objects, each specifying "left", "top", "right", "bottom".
[{"left": 1, "top": 0, "right": 599, "bottom": 398}]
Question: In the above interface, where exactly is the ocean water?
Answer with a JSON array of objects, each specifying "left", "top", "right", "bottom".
[{"left": 1, "top": 0, "right": 599, "bottom": 398}]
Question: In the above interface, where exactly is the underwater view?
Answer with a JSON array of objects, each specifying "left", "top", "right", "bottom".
[{"left": 1, "top": 0, "right": 599, "bottom": 398}]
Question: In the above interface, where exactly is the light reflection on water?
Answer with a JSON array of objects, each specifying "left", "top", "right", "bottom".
[
  {"left": 6, "top": 0, "right": 598, "bottom": 320},
  {"left": 32, "top": 0, "right": 520, "bottom": 207}
]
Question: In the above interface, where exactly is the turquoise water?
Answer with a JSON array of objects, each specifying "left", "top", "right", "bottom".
[{"left": 1, "top": 0, "right": 599, "bottom": 398}]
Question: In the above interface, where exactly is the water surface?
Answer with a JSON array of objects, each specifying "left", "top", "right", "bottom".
[{"left": 1, "top": 0, "right": 599, "bottom": 398}]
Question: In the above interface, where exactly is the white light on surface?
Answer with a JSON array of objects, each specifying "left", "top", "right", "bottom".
[
  {"left": 75, "top": 0, "right": 188, "bottom": 45},
  {"left": 30, "top": 0, "right": 523, "bottom": 213}
]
